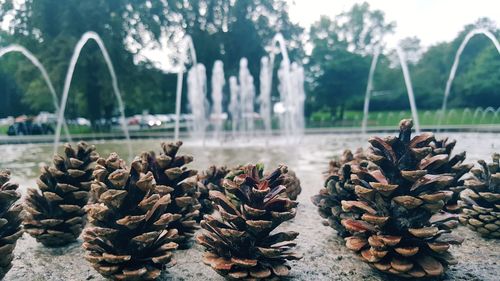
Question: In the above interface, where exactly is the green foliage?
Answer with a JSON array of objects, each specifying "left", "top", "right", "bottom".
[
  {"left": 0, "top": 0, "right": 303, "bottom": 122},
  {"left": 0, "top": 0, "right": 498, "bottom": 125}
]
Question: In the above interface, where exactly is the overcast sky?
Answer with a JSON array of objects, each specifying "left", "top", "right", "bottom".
[{"left": 287, "top": 0, "right": 500, "bottom": 47}]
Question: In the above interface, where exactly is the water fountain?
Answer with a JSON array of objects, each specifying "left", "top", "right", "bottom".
[
  {"left": 174, "top": 35, "right": 199, "bottom": 140},
  {"left": 472, "top": 107, "right": 484, "bottom": 123},
  {"left": 259, "top": 56, "right": 272, "bottom": 135},
  {"left": 238, "top": 58, "right": 255, "bottom": 136},
  {"left": 460, "top": 108, "right": 471, "bottom": 124},
  {"left": 291, "top": 62, "right": 306, "bottom": 135},
  {"left": 439, "top": 28, "right": 500, "bottom": 130},
  {"left": 170, "top": 32, "right": 304, "bottom": 141},
  {"left": 277, "top": 61, "right": 291, "bottom": 136},
  {"left": 446, "top": 109, "right": 457, "bottom": 124},
  {"left": 495, "top": 108, "right": 500, "bottom": 123},
  {"left": 187, "top": 63, "right": 208, "bottom": 139},
  {"left": 268, "top": 33, "right": 305, "bottom": 137},
  {"left": 0, "top": 45, "right": 71, "bottom": 141},
  {"left": 211, "top": 60, "right": 225, "bottom": 140},
  {"left": 228, "top": 76, "right": 239, "bottom": 138},
  {"left": 422, "top": 110, "right": 432, "bottom": 124},
  {"left": 480, "top": 106, "right": 496, "bottom": 123},
  {"left": 361, "top": 47, "right": 380, "bottom": 133},
  {"left": 361, "top": 46, "right": 420, "bottom": 133},
  {"left": 53, "top": 31, "right": 132, "bottom": 159}
]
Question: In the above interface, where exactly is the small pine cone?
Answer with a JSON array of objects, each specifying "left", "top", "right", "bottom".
[
  {"left": 341, "top": 119, "right": 464, "bottom": 278},
  {"left": 459, "top": 153, "right": 500, "bottom": 238},
  {"left": 142, "top": 141, "right": 200, "bottom": 248},
  {"left": 281, "top": 169, "right": 301, "bottom": 200},
  {"left": 312, "top": 148, "right": 369, "bottom": 237},
  {"left": 83, "top": 153, "right": 179, "bottom": 281},
  {"left": 24, "top": 142, "right": 98, "bottom": 247},
  {"left": 429, "top": 137, "right": 473, "bottom": 215},
  {"left": 0, "top": 170, "right": 23, "bottom": 279},
  {"left": 324, "top": 148, "right": 367, "bottom": 179},
  {"left": 197, "top": 165, "right": 229, "bottom": 217},
  {"left": 197, "top": 164, "right": 302, "bottom": 280}
]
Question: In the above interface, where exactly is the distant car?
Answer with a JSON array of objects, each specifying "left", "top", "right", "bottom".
[
  {"left": 76, "top": 117, "right": 91, "bottom": 126},
  {"left": 7, "top": 119, "right": 54, "bottom": 136},
  {"left": 155, "top": 114, "right": 171, "bottom": 124}
]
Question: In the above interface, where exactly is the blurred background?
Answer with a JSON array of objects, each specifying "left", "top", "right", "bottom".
[{"left": 0, "top": 0, "right": 498, "bottom": 139}]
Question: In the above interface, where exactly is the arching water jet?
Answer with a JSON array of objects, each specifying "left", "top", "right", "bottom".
[
  {"left": 362, "top": 46, "right": 420, "bottom": 133},
  {"left": 174, "top": 35, "right": 199, "bottom": 140},
  {"left": 0, "top": 45, "right": 71, "bottom": 141},
  {"left": 439, "top": 28, "right": 500, "bottom": 130},
  {"left": 53, "top": 31, "right": 132, "bottom": 159}
]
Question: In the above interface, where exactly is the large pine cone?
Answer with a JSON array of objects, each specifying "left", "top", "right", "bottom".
[
  {"left": 312, "top": 148, "right": 368, "bottom": 237},
  {"left": 83, "top": 152, "right": 179, "bottom": 281},
  {"left": 197, "top": 164, "right": 302, "bottom": 279},
  {"left": 197, "top": 165, "right": 229, "bottom": 217},
  {"left": 24, "top": 142, "right": 98, "bottom": 247},
  {"left": 429, "top": 137, "right": 472, "bottom": 214},
  {"left": 341, "top": 120, "right": 464, "bottom": 278},
  {"left": 142, "top": 141, "right": 200, "bottom": 248},
  {"left": 0, "top": 170, "right": 23, "bottom": 279},
  {"left": 459, "top": 153, "right": 500, "bottom": 238}
]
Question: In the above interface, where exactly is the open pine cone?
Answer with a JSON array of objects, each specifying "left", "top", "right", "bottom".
[
  {"left": 341, "top": 120, "right": 464, "bottom": 278},
  {"left": 142, "top": 141, "right": 200, "bottom": 248},
  {"left": 459, "top": 153, "right": 500, "bottom": 238},
  {"left": 280, "top": 169, "right": 302, "bottom": 200},
  {"left": 24, "top": 142, "right": 98, "bottom": 247},
  {"left": 83, "top": 152, "right": 179, "bottom": 281},
  {"left": 196, "top": 164, "right": 302, "bottom": 279},
  {"left": 429, "top": 137, "right": 472, "bottom": 214},
  {"left": 0, "top": 170, "right": 23, "bottom": 279},
  {"left": 197, "top": 165, "right": 229, "bottom": 217},
  {"left": 324, "top": 148, "right": 367, "bottom": 179},
  {"left": 312, "top": 148, "right": 369, "bottom": 237}
]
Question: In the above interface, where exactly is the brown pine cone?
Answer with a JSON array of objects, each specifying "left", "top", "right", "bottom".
[
  {"left": 197, "top": 165, "right": 229, "bottom": 217},
  {"left": 0, "top": 170, "right": 23, "bottom": 279},
  {"left": 83, "top": 152, "right": 179, "bottom": 280},
  {"left": 340, "top": 119, "right": 464, "bottom": 278},
  {"left": 312, "top": 148, "right": 370, "bottom": 237},
  {"left": 141, "top": 141, "right": 200, "bottom": 248},
  {"left": 24, "top": 142, "right": 98, "bottom": 246},
  {"left": 459, "top": 153, "right": 500, "bottom": 238},
  {"left": 197, "top": 164, "right": 302, "bottom": 279}
]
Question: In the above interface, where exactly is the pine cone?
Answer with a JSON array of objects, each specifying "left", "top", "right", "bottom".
[
  {"left": 83, "top": 152, "right": 179, "bottom": 281},
  {"left": 429, "top": 137, "right": 472, "bottom": 214},
  {"left": 24, "top": 142, "right": 98, "bottom": 247},
  {"left": 281, "top": 169, "right": 301, "bottom": 200},
  {"left": 0, "top": 170, "right": 23, "bottom": 279},
  {"left": 197, "top": 165, "right": 229, "bottom": 217},
  {"left": 459, "top": 153, "right": 500, "bottom": 238},
  {"left": 312, "top": 148, "right": 368, "bottom": 237},
  {"left": 341, "top": 119, "right": 464, "bottom": 278},
  {"left": 197, "top": 164, "right": 302, "bottom": 280},
  {"left": 142, "top": 141, "right": 200, "bottom": 248}
]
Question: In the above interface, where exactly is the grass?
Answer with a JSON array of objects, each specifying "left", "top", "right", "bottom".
[
  {"left": 308, "top": 108, "right": 500, "bottom": 128},
  {"left": 1, "top": 108, "right": 498, "bottom": 136}
]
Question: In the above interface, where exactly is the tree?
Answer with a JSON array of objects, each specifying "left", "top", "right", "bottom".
[
  {"left": 307, "top": 2, "right": 394, "bottom": 120},
  {"left": 0, "top": 0, "right": 304, "bottom": 122}
]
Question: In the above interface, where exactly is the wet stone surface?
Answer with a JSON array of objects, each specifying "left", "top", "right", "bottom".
[{"left": 1, "top": 133, "right": 499, "bottom": 280}]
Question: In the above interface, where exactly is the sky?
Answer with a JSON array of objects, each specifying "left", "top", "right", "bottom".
[{"left": 287, "top": 0, "right": 500, "bottom": 48}]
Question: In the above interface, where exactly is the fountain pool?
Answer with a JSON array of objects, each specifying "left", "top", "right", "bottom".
[{"left": 0, "top": 132, "right": 499, "bottom": 281}]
